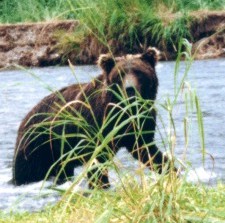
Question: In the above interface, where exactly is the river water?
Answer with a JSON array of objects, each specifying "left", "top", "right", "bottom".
[{"left": 0, "top": 59, "right": 224, "bottom": 212}]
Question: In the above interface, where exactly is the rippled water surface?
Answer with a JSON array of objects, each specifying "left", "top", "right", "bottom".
[{"left": 0, "top": 59, "right": 224, "bottom": 211}]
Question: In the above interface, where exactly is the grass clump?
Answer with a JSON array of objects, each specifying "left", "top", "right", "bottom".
[
  {"left": 1, "top": 39, "right": 223, "bottom": 223},
  {"left": 1, "top": 180, "right": 225, "bottom": 223},
  {"left": 0, "top": 0, "right": 73, "bottom": 23},
  {"left": 64, "top": 0, "right": 193, "bottom": 59},
  {"left": 57, "top": 0, "right": 225, "bottom": 62},
  {"left": 1, "top": 0, "right": 225, "bottom": 61},
  {"left": 1, "top": 0, "right": 224, "bottom": 24}
]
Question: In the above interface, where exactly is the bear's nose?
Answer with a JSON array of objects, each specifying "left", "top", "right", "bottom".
[{"left": 124, "top": 74, "right": 137, "bottom": 89}]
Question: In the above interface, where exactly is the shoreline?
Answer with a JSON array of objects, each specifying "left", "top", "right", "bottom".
[{"left": 0, "top": 11, "right": 225, "bottom": 70}]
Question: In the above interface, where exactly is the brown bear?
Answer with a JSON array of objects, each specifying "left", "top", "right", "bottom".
[{"left": 12, "top": 47, "right": 174, "bottom": 188}]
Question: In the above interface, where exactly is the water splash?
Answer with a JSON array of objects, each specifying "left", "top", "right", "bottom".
[{"left": 183, "top": 167, "right": 217, "bottom": 184}]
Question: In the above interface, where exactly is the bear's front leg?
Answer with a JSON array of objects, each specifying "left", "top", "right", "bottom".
[{"left": 129, "top": 144, "right": 175, "bottom": 174}]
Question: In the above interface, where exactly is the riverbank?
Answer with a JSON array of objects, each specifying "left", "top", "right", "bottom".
[
  {"left": 0, "top": 20, "right": 78, "bottom": 69},
  {"left": 1, "top": 178, "right": 225, "bottom": 223},
  {"left": 0, "top": 11, "right": 225, "bottom": 69}
]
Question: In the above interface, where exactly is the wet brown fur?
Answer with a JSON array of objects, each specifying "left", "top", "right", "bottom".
[{"left": 13, "top": 48, "right": 173, "bottom": 188}]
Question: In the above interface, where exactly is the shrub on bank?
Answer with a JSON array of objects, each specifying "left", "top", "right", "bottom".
[{"left": 1, "top": 0, "right": 225, "bottom": 61}]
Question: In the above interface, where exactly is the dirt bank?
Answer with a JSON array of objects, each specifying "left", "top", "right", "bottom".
[
  {"left": 0, "top": 20, "right": 78, "bottom": 69},
  {"left": 190, "top": 11, "right": 225, "bottom": 59},
  {"left": 0, "top": 11, "right": 225, "bottom": 69}
]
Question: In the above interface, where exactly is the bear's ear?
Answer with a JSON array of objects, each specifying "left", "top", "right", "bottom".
[
  {"left": 140, "top": 47, "right": 160, "bottom": 67},
  {"left": 98, "top": 54, "right": 115, "bottom": 74}
]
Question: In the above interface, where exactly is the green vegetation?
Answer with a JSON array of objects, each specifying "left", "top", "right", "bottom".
[
  {"left": 1, "top": 40, "right": 224, "bottom": 222},
  {"left": 1, "top": 0, "right": 225, "bottom": 57},
  {"left": 0, "top": 1, "right": 225, "bottom": 222},
  {"left": 68, "top": 0, "right": 222, "bottom": 47},
  {"left": 1, "top": 181, "right": 225, "bottom": 223},
  {"left": 0, "top": 0, "right": 71, "bottom": 23},
  {"left": 1, "top": 0, "right": 224, "bottom": 24}
]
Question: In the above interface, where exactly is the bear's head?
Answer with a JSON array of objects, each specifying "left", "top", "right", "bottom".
[{"left": 98, "top": 47, "right": 160, "bottom": 101}]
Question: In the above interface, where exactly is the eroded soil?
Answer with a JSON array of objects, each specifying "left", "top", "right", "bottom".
[
  {"left": 0, "top": 20, "right": 78, "bottom": 69},
  {"left": 0, "top": 11, "right": 224, "bottom": 69}
]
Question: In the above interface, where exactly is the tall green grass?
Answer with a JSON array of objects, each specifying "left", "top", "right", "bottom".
[
  {"left": 1, "top": 0, "right": 225, "bottom": 61},
  {"left": 0, "top": 0, "right": 72, "bottom": 23},
  {"left": 65, "top": 0, "right": 192, "bottom": 55},
  {"left": 3, "top": 39, "right": 223, "bottom": 223},
  {"left": 51, "top": 39, "right": 213, "bottom": 222},
  {"left": 1, "top": 0, "right": 224, "bottom": 24},
  {"left": 2, "top": 182, "right": 225, "bottom": 222},
  {"left": 56, "top": 0, "right": 225, "bottom": 61},
  {"left": 0, "top": 0, "right": 224, "bottom": 221}
]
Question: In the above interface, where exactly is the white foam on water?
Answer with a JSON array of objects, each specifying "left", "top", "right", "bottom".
[
  {"left": 0, "top": 181, "right": 58, "bottom": 212},
  {"left": 0, "top": 175, "right": 90, "bottom": 213},
  {"left": 182, "top": 167, "right": 217, "bottom": 183}
]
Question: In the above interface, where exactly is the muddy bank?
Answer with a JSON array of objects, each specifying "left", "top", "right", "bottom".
[
  {"left": 0, "top": 20, "right": 78, "bottom": 69},
  {"left": 0, "top": 11, "right": 225, "bottom": 69},
  {"left": 190, "top": 11, "right": 225, "bottom": 59}
]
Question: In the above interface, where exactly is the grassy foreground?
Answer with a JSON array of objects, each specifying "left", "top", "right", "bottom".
[
  {"left": 1, "top": 176, "right": 225, "bottom": 223},
  {"left": 0, "top": 40, "right": 224, "bottom": 223}
]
